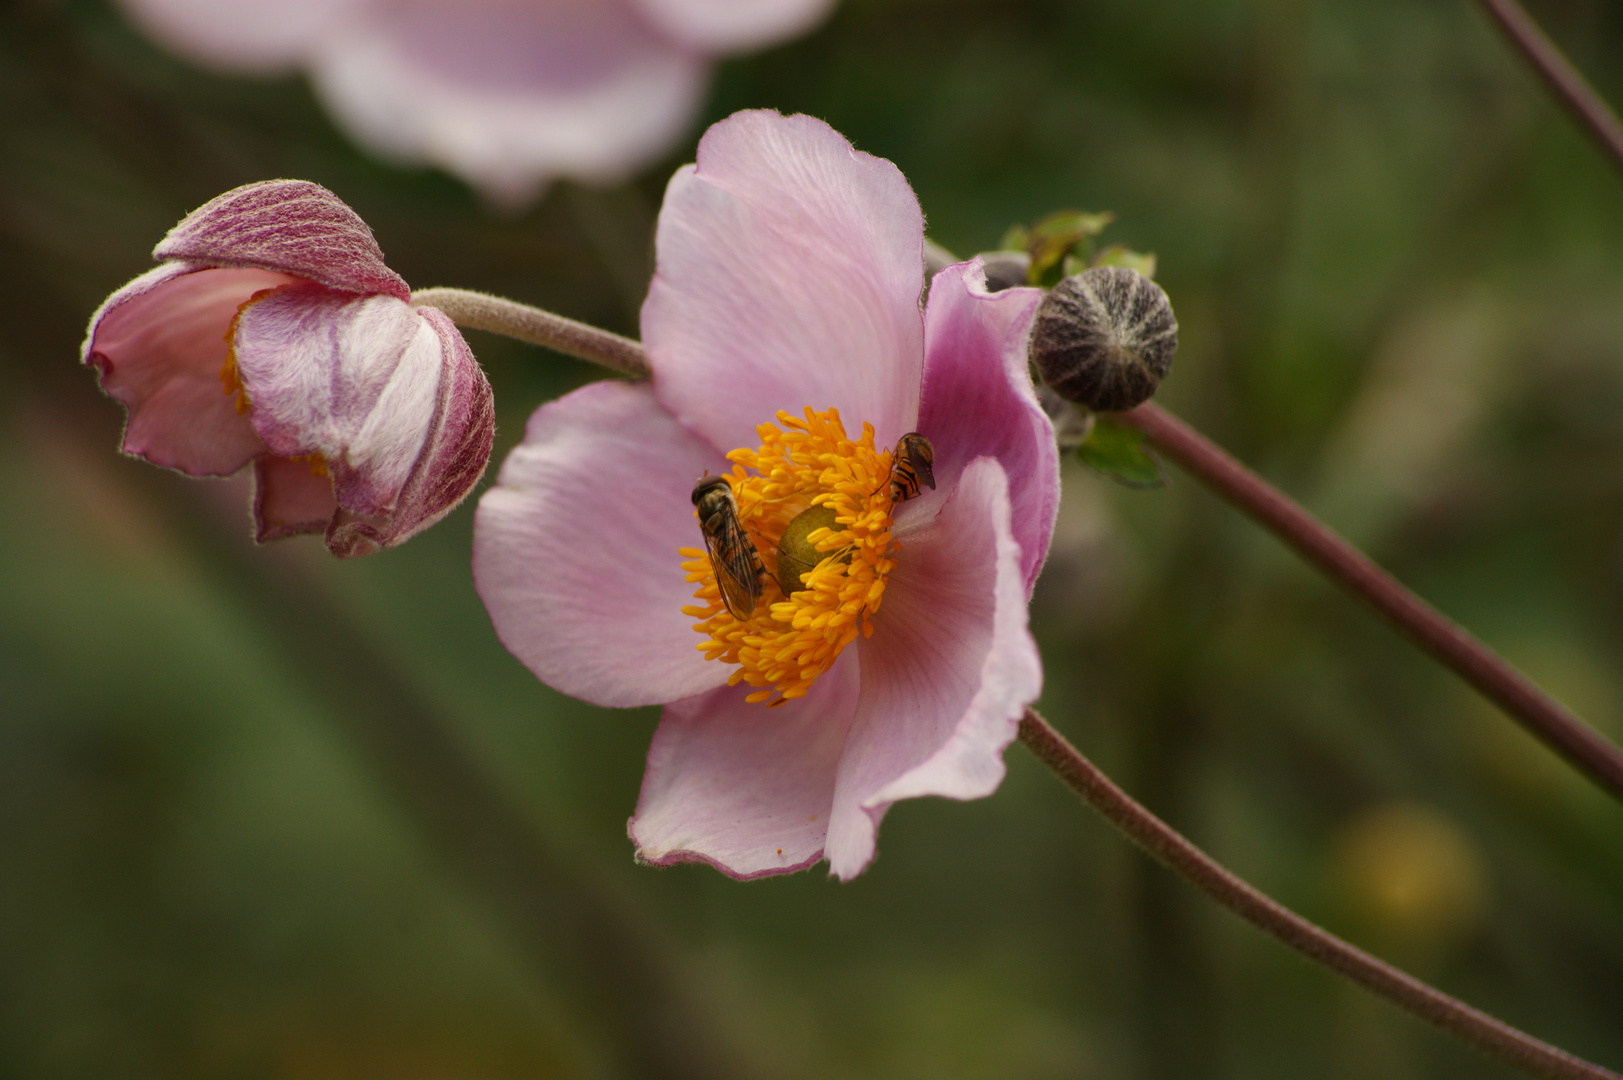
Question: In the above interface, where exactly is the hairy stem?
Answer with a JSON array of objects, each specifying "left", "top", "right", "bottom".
[
  {"left": 1118, "top": 402, "right": 1623, "bottom": 804},
  {"left": 1473, "top": 0, "right": 1623, "bottom": 177},
  {"left": 413, "top": 287, "right": 651, "bottom": 378},
  {"left": 1018, "top": 709, "right": 1620, "bottom": 1080}
]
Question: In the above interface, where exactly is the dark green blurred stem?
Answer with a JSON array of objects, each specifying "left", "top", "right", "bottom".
[
  {"left": 1119, "top": 401, "right": 1623, "bottom": 805},
  {"left": 1017, "top": 709, "right": 1621, "bottom": 1080},
  {"left": 1472, "top": 0, "right": 1623, "bottom": 178},
  {"left": 154, "top": 482, "right": 750, "bottom": 1080}
]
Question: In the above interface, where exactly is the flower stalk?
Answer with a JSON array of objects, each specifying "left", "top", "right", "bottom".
[
  {"left": 1117, "top": 401, "right": 1623, "bottom": 804},
  {"left": 410, "top": 287, "right": 650, "bottom": 378},
  {"left": 1017, "top": 708, "right": 1621, "bottom": 1080},
  {"left": 419, "top": 286, "right": 1623, "bottom": 806},
  {"left": 1472, "top": 0, "right": 1623, "bottom": 178}
]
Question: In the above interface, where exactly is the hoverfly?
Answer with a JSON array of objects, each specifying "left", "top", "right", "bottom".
[
  {"left": 692, "top": 474, "right": 764, "bottom": 621},
  {"left": 885, "top": 432, "right": 936, "bottom": 504}
]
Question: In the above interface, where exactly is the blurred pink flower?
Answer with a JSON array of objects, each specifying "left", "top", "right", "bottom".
[
  {"left": 473, "top": 111, "right": 1059, "bottom": 880},
  {"left": 116, "top": 0, "right": 839, "bottom": 207},
  {"left": 83, "top": 179, "right": 495, "bottom": 558}
]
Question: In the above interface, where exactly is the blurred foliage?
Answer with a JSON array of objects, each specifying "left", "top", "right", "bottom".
[{"left": 3, "top": 0, "right": 1623, "bottom": 1078}]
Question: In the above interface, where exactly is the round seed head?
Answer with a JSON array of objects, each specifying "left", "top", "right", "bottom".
[{"left": 1031, "top": 265, "right": 1178, "bottom": 412}]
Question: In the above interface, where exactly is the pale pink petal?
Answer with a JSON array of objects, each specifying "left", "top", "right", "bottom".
[
  {"left": 155, "top": 180, "right": 410, "bottom": 300},
  {"left": 642, "top": 110, "right": 925, "bottom": 454},
  {"left": 634, "top": 0, "right": 837, "bottom": 52},
  {"left": 629, "top": 651, "right": 859, "bottom": 879},
  {"left": 233, "top": 285, "right": 494, "bottom": 556},
  {"left": 326, "top": 308, "right": 495, "bottom": 557},
  {"left": 910, "top": 259, "right": 1058, "bottom": 592},
  {"left": 253, "top": 455, "right": 338, "bottom": 542},
  {"left": 473, "top": 380, "right": 734, "bottom": 708},
  {"left": 82, "top": 264, "right": 292, "bottom": 476},
  {"left": 825, "top": 458, "right": 1041, "bottom": 880},
  {"left": 231, "top": 285, "right": 425, "bottom": 478},
  {"left": 113, "top": 0, "right": 358, "bottom": 73},
  {"left": 308, "top": 0, "right": 709, "bottom": 208}
]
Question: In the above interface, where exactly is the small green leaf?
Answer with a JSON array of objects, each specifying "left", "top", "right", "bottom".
[
  {"left": 1076, "top": 422, "right": 1167, "bottom": 489},
  {"left": 1092, "top": 244, "right": 1158, "bottom": 279},
  {"left": 998, "top": 224, "right": 1030, "bottom": 252},
  {"left": 1025, "top": 209, "right": 1115, "bottom": 285}
]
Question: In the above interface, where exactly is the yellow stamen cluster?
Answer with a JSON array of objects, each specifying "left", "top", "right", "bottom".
[{"left": 680, "top": 407, "right": 899, "bottom": 706}]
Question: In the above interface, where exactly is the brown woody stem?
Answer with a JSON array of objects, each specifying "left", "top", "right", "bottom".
[
  {"left": 1017, "top": 708, "right": 1621, "bottom": 1080},
  {"left": 1118, "top": 402, "right": 1623, "bottom": 804}
]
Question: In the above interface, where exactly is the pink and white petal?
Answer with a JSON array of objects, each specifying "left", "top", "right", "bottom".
[
  {"left": 909, "top": 259, "right": 1057, "bottom": 593},
  {"left": 308, "top": 0, "right": 709, "bottom": 209},
  {"left": 643, "top": 110, "right": 925, "bottom": 454},
  {"left": 472, "top": 380, "right": 732, "bottom": 709},
  {"left": 325, "top": 308, "right": 494, "bottom": 558},
  {"left": 83, "top": 264, "right": 290, "bottom": 477},
  {"left": 252, "top": 455, "right": 338, "bottom": 543},
  {"left": 113, "top": 0, "right": 358, "bottom": 73},
  {"left": 630, "top": 650, "right": 859, "bottom": 879},
  {"left": 231, "top": 284, "right": 423, "bottom": 479},
  {"left": 155, "top": 180, "right": 410, "bottom": 300},
  {"left": 634, "top": 0, "right": 837, "bottom": 53},
  {"left": 825, "top": 458, "right": 1041, "bottom": 880}
]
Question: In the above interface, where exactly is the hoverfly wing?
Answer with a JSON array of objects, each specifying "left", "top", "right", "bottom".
[
  {"left": 693, "top": 475, "right": 763, "bottom": 621},
  {"left": 887, "top": 432, "right": 936, "bottom": 504}
]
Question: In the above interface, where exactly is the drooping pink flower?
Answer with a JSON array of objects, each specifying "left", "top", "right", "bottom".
[
  {"left": 83, "top": 179, "right": 494, "bottom": 558},
  {"left": 114, "top": 0, "right": 839, "bottom": 208},
  {"left": 473, "top": 111, "right": 1060, "bottom": 880}
]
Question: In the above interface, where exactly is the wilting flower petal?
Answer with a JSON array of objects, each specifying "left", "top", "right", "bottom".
[
  {"left": 475, "top": 111, "right": 1058, "bottom": 880},
  {"left": 83, "top": 180, "right": 493, "bottom": 557},
  {"left": 113, "top": 0, "right": 837, "bottom": 207}
]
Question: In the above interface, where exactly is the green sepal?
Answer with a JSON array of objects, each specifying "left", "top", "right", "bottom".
[
  {"left": 1076, "top": 422, "right": 1167, "bottom": 489},
  {"left": 1092, "top": 244, "right": 1158, "bottom": 279}
]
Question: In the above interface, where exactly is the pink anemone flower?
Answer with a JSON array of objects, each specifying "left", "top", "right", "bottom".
[
  {"left": 114, "top": 0, "right": 839, "bottom": 208},
  {"left": 83, "top": 179, "right": 495, "bottom": 558},
  {"left": 473, "top": 111, "right": 1059, "bottom": 880}
]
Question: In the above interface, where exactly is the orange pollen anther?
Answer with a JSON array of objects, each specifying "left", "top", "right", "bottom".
[{"left": 679, "top": 407, "right": 900, "bottom": 707}]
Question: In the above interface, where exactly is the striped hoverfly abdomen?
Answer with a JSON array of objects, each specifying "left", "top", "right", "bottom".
[{"left": 692, "top": 474, "right": 764, "bottom": 621}]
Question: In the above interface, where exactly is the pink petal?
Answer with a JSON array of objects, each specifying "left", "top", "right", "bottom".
[
  {"left": 112, "top": 0, "right": 358, "bottom": 73},
  {"left": 629, "top": 651, "right": 860, "bottom": 879},
  {"left": 642, "top": 110, "right": 926, "bottom": 455},
  {"left": 155, "top": 180, "right": 410, "bottom": 300},
  {"left": 825, "top": 458, "right": 1042, "bottom": 880},
  {"left": 82, "top": 264, "right": 288, "bottom": 476},
  {"left": 307, "top": 0, "right": 709, "bottom": 208},
  {"left": 634, "top": 0, "right": 837, "bottom": 52},
  {"left": 472, "top": 380, "right": 733, "bottom": 708},
  {"left": 326, "top": 307, "right": 495, "bottom": 557},
  {"left": 911, "top": 259, "right": 1058, "bottom": 593},
  {"left": 233, "top": 286, "right": 493, "bottom": 557},
  {"left": 253, "top": 454, "right": 338, "bottom": 542},
  {"left": 231, "top": 284, "right": 427, "bottom": 481}
]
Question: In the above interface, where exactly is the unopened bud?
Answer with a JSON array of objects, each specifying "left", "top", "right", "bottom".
[{"left": 1031, "top": 266, "right": 1178, "bottom": 412}]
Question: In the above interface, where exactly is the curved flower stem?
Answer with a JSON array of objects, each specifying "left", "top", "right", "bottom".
[
  {"left": 412, "top": 286, "right": 651, "bottom": 378},
  {"left": 1473, "top": 0, "right": 1623, "bottom": 178},
  {"left": 1117, "top": 401, "right": 1623, "bottom": 804},
  {"left": 1017, "top": 708, "right": 1620, "bottom": 1080}
]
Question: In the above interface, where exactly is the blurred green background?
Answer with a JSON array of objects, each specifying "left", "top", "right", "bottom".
[{"left": 3, "top": 0, "right": 1622, "bottom": 1077}]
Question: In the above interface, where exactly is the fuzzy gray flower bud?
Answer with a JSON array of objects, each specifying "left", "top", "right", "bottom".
[{"left": 1031, "top": 265, "right": 1178, "bottom": 412}]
